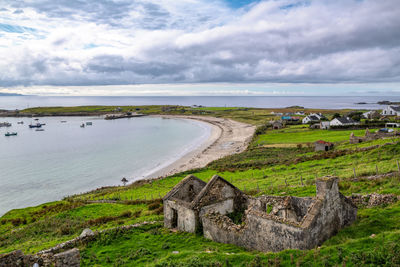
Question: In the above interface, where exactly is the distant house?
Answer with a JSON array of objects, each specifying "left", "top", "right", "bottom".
[
  {"left": 330, "top": 117, "right": 359, "bottom": 126},
  {"left": 386, "top": 122, "right": 400, "bottom": 128},
  {"left": 295, "top": 111, "right": 305, "bottom": 115},
  {"left": 302, "top": 114, "right": 322, "bottom": 124},
  {"left": 281, "top": 116, "right": 300, "bottom": 121},
  {"left": 381, "top": 106, "right": 400, "bottom": 116},
  {"left": 314, "top": 140, "right": 334, "bottom": 151},
  {"left": 320, "top": 121, "right": 331, "bottom": 130},
  {"left": 271, "top": 120, "right": 284, "bottom": 129},
  {"left": 362, "top": 110, "right": 380, "bottom": 119}
]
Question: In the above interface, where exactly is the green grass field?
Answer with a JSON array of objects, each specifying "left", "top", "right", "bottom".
[{"left": 255, "top": 127, "right": 375, "bottom": 144}]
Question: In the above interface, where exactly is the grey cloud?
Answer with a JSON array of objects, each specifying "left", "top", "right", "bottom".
[
  {"left": 13, "top": 9, "right": 23, "bottom": 14},
  {"left": 1, "top": 0, "right": 400, "bottom": 87}
]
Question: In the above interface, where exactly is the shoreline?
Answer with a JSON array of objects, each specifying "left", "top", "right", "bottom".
[{"left": 145, "top": 115, "right": 256, "bottom": 179}]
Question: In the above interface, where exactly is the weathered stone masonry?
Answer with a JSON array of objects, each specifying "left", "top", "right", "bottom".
[{"left": 164, "top": 175, "right": 357, "bottom": 252}]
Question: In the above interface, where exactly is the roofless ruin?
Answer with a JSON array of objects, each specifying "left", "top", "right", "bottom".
[{"left": 163, "top": 175, "right": 357, "bottom": 252}]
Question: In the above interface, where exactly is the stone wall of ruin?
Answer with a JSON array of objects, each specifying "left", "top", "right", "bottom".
[
  {"left": 164, "top": 199, "right": 198, "bottom": 233},
  {"left": 201, "top": 177, "right": 357, "bottom": 252}
]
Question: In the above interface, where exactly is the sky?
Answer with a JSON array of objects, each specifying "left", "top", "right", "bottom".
[{"left": 0, "top": 0, "right": 399, "bottom": 96}]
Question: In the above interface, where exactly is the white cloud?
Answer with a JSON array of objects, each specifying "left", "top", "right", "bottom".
[{"left": 0, "top": 0, "right": 399, "bottom": 94}]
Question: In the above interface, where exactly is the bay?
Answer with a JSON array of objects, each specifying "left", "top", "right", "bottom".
[{"left": 0, "top": 116, "right": 210, "bottom": 216}]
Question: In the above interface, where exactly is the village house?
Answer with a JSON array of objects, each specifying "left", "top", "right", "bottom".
[
  {"left": 381, "top": 106, "right": 400, "bottom": 116},
  {"left": 271, "top": 120, "right": 284, "bottom": 130},
  {"left": 330, "top": 117, "right": 359, "bottom": 126},
  {"left": 314, "top": 140, "right": 334, "bottom": 151},
  {"left": 302, "top": 113, "right": 326, "bottom": 124},
  {"left": 281, "top": 116, "right": 300, "bottom": 122},
  {"left": 320, "top": 121, "right": 331, "bottom": 130},
  {"left": 302, "top": 114, "right": 320, "bottom": 124},
  {"left": 164, "top": 175, "right": 357, "bottom": 252},
  {"left": 362, "top": 110, "right": 380, "bottom": 119},
  {"left": 386, "top": 122, "right": 400, "bottom": 128}
]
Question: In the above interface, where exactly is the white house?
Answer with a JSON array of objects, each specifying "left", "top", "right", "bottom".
[
  {"left": 320, "top": 121, "right": 331, "bottom": 130},
  {"left": 381, "top": 106, "right": 400, "bottom": 116},
  {"left": 302, "top": 113, "right": 325, "bottom": 124},
  {"left": 362, "top": 110, "right": 380, "bottom": 119},
  {"left": 330, "top": 117, "right": 359, "bottom": 126}
]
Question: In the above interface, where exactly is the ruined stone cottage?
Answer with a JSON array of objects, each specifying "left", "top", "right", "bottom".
[
  {"left": 314, "top": 140, "right": 334, "bottom": 151},
  {"left": 163, "top": 175, "right": 357, "bottom": 252},
  {"left": 350, "top": 128, "right": 398, "bottom": 144}
]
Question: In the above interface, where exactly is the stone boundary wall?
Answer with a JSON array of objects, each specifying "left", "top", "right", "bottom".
[
  {"left": 350, "top": 130, "right": 398, "bottom": 144},
  {"left": 1, "top": 221, "right": 160, "bottom": 267},
  {"left": 350, "top": 193, "right": 400, "bottom": 207},
  {"left": 0, "top": 248, "right": 80, "bottom": 267}
]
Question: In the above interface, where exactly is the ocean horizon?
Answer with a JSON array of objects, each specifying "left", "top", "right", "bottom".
[{"left": 1, "top": 95, "right": 400, "bottom": 111}]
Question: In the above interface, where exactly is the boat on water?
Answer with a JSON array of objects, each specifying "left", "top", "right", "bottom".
[
  {"left": 0, "top": 122, "right": 12, "bottom": 127},
  {"left": 29, "top": 123, "right": 42, "bottom": 128},
  {"left": 17, "top": 121, "right": 24, "bottom": 124},
  {"left": 35, "top": 129, "right": 45, "bottom": 132},
  {"left": 80, "top": 123, "right": 85, "bottom": 128},
  {"left": 60, "top": 121, "right": 67, "bottom": 123},
  {"left": 5, "top": 132, "right": 17, "bottom": 136},
  {"left": 86, "top": 122, "right": 93, "bottom": 126}
]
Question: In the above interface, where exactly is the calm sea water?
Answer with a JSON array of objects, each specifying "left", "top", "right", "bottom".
[
  {"left": 0, "top": 116, "right": 210, "bottom": 216},
  {"left": 1, "top": 95, "right": 400, "bottom": 110}
]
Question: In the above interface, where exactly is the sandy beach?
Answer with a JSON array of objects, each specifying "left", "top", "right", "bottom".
[{"left": 148, "top": 115, "right": 256, "bottom": 178}]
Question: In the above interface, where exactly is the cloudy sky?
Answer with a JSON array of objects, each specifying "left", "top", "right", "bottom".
[{"left": 0, "top": 0, "right": 399, "bottom": 96}]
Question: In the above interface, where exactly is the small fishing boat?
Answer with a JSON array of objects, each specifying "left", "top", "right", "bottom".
[
  {"left": 80, "top": 123, "right": 85, "bottom": 128},
  {"left": 60, "top": 121, "right": 67, "bottom": 123},
  {"left": 5, "top": 132, "right": 17, "bottom": 136},
  {"left": 35, "top": 129, "right": 45, "bottom": 132},
  {"left": 86, "top": 122, "right": 93, "bottom": 126},
  {"left": 29, "top": 123, "right": 42, "bottom": 128},
  {"left": 0, "top": 122, "right": 12, "bottom": 127},
  {"left": 17, "top": 121, "right": 24, "bottom": 124}
]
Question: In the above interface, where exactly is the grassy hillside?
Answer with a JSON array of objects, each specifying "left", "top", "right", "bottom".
[{"left": 1, "top": 110, "right": 400, "bottom": 266}]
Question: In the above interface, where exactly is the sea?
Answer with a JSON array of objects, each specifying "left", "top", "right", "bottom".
[
  {"left": 0, "top": 116, "right": 210, "bottom": 216},
  {"left": 0, "top": 95, "right": 399, "bottom": 216}
]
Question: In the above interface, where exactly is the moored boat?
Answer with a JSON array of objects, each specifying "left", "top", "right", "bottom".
[
  {"left": 5, "top": 132, "right": 17, "bottom": 136},
  {"left": 80, "top": 123, "right": 85, "bottom": 128},
  {"left": 29, "top": 123, "right": 42, "bottom": 128},
  {"left": 86, "top": 122, "right": 93, "bottom": 126},
  {"left": 35, "top": 129, "right": 45, "bottom": 132},
  {"left": 0, "top": 122, "right": 12, "bottom": 127}
]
